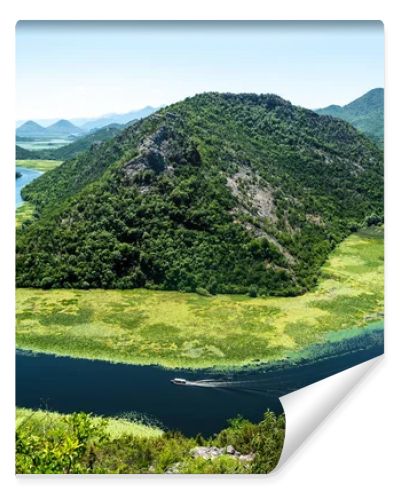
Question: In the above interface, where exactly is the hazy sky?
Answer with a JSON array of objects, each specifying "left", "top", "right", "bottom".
[{"left": 16, "top": 21, "right": 384, "bottom": 123}]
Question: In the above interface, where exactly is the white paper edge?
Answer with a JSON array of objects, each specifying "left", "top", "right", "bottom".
[{"left": 276, "top": 355, "right": 383, "bottom": 470}]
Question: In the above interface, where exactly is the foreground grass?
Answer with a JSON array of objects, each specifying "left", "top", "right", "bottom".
[
  {"left": 16, "top": 227, "right": 383, "bottom": 369},
  {"left": 16, "top": 408, "right": 162, "bottom": 439},
  {"left": 16, "top": 408, "right": 285, "bottom": 474},
  {"left": 16, "top": 160, "right": 63, "bottom": 172}
]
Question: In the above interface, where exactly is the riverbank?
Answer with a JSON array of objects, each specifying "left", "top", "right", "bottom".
[
  {"left": 16, "top": 159, "right": 62, "bottom": 172},
  {"left": 16, "top": 202, "right": 35, "bottom": 228},
  {"left": 16, "top": 160, "right": 62, "bottom": 226},
  {"left": 16, "top": 226, "right": 383, "bottom": 369},
  {"left": 16, "top": 329, "right": 380, "bottom": 437},
  {"left": 16, "top": 407, "right": 163, "bottom": 439}
]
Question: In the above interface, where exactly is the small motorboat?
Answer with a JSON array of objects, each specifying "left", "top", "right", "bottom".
[{"left": 171, "top": 378, "right": 188, "bottom": 385}]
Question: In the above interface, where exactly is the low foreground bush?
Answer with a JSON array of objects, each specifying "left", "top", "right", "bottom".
[{"left": 16, "top": 410, "right": 285, "bottom": 474}]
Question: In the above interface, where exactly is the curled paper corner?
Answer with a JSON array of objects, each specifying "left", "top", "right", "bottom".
[{"left": 276, "top": 355, "right": 383, "bottom": 471}]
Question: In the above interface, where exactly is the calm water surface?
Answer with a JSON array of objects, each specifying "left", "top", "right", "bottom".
[{"left": 16, "top": 328, "right": 383, "bottom": 436}]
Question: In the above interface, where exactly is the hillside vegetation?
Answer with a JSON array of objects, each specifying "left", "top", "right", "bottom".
[
  {"left": 35, "top": 124, "right": 125, "bottom": 161},
  {"left": 16, "top": 125, "right": 125, "bottom": 162},
  {"left": 16, "top": 145, "right": 40, "bottom": 160},
  {"left": 16, "top": 227, "right": 383, "bottom": 368},
  {"left": 316, "top": 88, "right": 383, "bottom": 146},
  {"left": 16, "top": 408, "right": 285, "bottom": 474},
  {"left": 17, "top": 92, "right": 383, "bottom": 295}
]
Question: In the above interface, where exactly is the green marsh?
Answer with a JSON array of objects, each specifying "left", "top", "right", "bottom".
[{"left": 16, "top": 227, "right": 383, "bottom": 369}]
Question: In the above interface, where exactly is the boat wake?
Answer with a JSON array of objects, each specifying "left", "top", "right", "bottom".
[
  {"left": 170, "top": 376, "right": 303, "bottom": 396},
  {"left": 172, "top": 377, "right": 283, "bottom": 391}
]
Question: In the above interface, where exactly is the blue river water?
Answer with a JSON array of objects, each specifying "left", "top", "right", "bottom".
[
  {"left": 16, "top": 167, "right": 42, "bottom": 207},
  {"left": 16, "top": 326, "right": 383, "bottom": 437}
]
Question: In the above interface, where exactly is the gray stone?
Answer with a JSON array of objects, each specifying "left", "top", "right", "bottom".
[
  {"left": 238, "top": 453, "right": 255, "bottom": 462},
  {"left": 190, "top": 446, "right": 225, "bottom": 460},
  {"left": 190, "top": 445, "right": 255, "bottom": 463}
]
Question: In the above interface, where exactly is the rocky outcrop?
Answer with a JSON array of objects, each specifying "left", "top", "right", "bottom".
[
  {"left": 190, "top": 445, "right": 255, "bottom": 462},
  {"left": 227, "top": 168, "right": 277, "bottom": 222},
  {"left": 123, "top": 125, "right": 201, "bottom": 182}
]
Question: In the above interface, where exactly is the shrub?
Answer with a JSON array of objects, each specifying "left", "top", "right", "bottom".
[{"left": 248, "top": 285, "right": 258, "bottom": 298}]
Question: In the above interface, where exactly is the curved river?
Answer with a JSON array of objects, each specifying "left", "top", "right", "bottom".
[
  {"left": 16, "top": 326, "right": 383, "bottom": 437},
  {"left": 15, "top": 168, "right": 384, "bottom": 436},
  {"left": 16, "top": 167, "right": 42, "bottom": 207}
]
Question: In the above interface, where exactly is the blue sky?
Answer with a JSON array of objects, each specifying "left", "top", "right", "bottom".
[{"left": 16, "top": 21, "right": 384, "bottom": 123}]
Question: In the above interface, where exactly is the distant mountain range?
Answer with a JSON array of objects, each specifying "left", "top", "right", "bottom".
[
  {"left": 47, "top": 119, "right": 83, "bottom": 136},
  {"left": 16, "top": 120, "right": 48, "bottom": 137},
  {"left": 79, "top": 106, "right": 158, "bottom": 131},
  {"left": 17, "top": 119, "right": 83, "bottom": 138},
  {"left": 16, "top": 106, "right": 160, "bottom": 136},
  {"left": 22, "top": 123, "right": 127, "bottom": 161},
  {"left": 316, "top": 88, "right": 383, "bottom": 146}
]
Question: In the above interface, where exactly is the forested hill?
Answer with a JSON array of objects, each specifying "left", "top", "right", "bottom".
[
  {"left": 35, "top": 123, "right": 126, "bottom": 161},
  {"left": 16, "top": 92, "right": 383, "bottom": 295},
  {"left": 16, "top": 145, "right": 40, "bottom": 160},
  {"left": 316, "top": 88, "right": 383, "bottom": 146}
]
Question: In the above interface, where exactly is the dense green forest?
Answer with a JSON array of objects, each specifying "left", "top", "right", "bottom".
[
  {"left": 16, "top": 145, "right": 40, "bottom": 160},
  {"left": 316, "top": 88, "right": 383, "bottom": 146},
  {"left": 16, "top": 92, "right": 383, "bottom": 295},
  {"left": 16, "top": 409, "right": 285, "bottom": 474}
]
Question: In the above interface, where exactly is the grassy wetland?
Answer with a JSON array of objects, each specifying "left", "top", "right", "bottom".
[
  {"left": 16, "top": 159, "right": 62, "bottom": 172},
  {"left": 16, "top": 407, "right": 163, "bottom": 439},
  {"left": 16, "top": 202, "right": 35, "bottom": 228},
  {"left": 16, "top": 226, "right": 383, "bottom": 369}
]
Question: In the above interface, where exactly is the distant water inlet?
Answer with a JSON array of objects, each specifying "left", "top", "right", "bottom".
[
  {"left": 16, "top": 326, "right": 383, "bottom": 437},
  {"left": 16, "top": 167, "right": 42, "bottom": 208}
]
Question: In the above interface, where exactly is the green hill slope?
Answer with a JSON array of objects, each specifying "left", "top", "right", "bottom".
[
  {"left": 37, "top": 124, "right": 125, "bottom": 161},
  {"left": 16, "top": 92, "right": 383, "bottom": 295},
  {"left": 16, "top": 145, "right": 40, "bottom": 160},
  {"left": 316, "top": 88, "right": 383, "bottom": 146}
]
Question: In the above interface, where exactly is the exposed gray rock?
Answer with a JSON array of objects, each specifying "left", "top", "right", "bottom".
[
  {"left": 190, "top": 446, "right": 224, "bottom": 460},
  {"left": 238, "top": 453, "right": 255, "bottom": 462},
  {"left": 123, "top": 124, "right": 201, "bottom": 183},
  {"left": 226, "top": 168, "right": 277, "bottom": 222},
  {"left": 165, "top": 462, "right": 182, "bottom": 474},
  {"left": 190, "top": 445, "right": 255, "bottom": 462}
]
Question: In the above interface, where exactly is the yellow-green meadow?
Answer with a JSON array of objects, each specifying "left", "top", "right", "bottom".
[
  {"left": 16, "top": 159, "right": 62, "bottom": 172},
  {"left": 16, "top": 407, "right": 163, "bottom": 439},
  {"left": 16, "top": 202, "right": 35, "bottom": 228},
  {"left": 16, "top": 227, "right": 383, "bottom": 369}
]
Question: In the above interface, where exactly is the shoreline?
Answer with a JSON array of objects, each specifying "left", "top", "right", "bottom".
[{"left": 16, "top": 319, "right": 383, "bottom": 372}]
